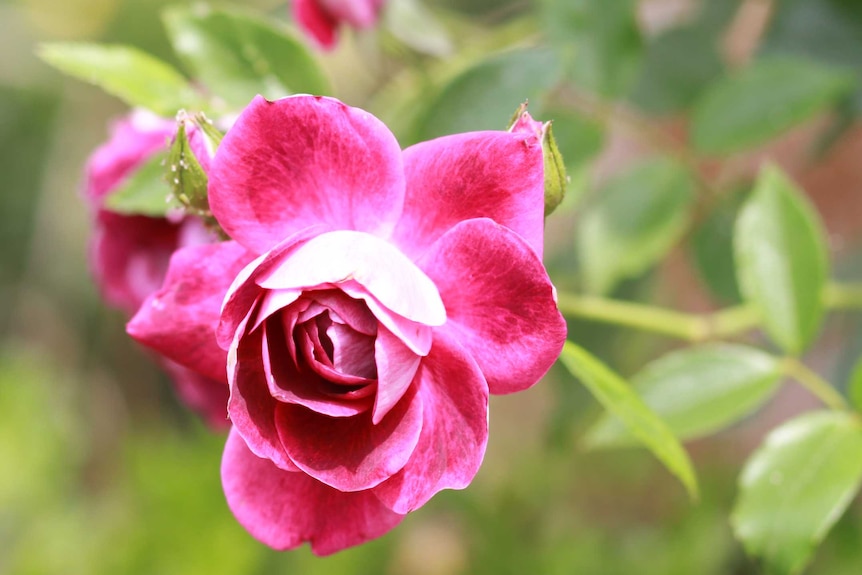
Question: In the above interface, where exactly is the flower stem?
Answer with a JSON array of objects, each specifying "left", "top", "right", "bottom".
[
  {"left": 555, "top": 292, "right": 758, "bottom": 342},
  {"left": 780, "top": 357, "right": 850, "bottom": 412},
  {"left": 825, "top": 283, "right": 862, "bottom": 310},
  {"left": 557, "top": 282, "right": 861, "bottom": 343}
]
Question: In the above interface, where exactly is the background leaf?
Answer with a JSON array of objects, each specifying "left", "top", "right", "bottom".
[
  {"left": 689, "top": 190, "right": 745, "bottom": 304},
  {"left": 559, "top": 341, "right": 699, "bottom": 499},
  {"left": 540, "top": 0, "right": 642, "bottom": 98},
  {"left": 734, "top": 165, "right": 829, "bottom": 355},
  {"left": 577, "top": 156, "right": 696, "bottom": 294},
  {"left": 585, "top": 344, "right": 782, "bottom": 448},
  {"left": 38, "top": 43, "right": 202, "bottom": 116},
  {"left": 848, "top": 357, "right": 862, "bottom": 414},
  {"left": 409, "top": 48, "right": 562, "bottom": 142},
  {"left": 732, "top": 411, "right": 862, "bottom": 575},
  {"left": 760, "top": 0, "right": 862, "bottom": 113},
  {"left": 103, "top": 152, "right": 172, "bottom": 217},
  {"left": 163, "top": 6, "right": 330, "bottom": 111},
  {"left": 691, "top": 56, "right": 856, "bottom": 154}
]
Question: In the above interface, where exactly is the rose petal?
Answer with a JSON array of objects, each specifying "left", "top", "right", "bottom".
[
  {"left": 391, "top": 130, "right": 545, "bottom": 260},
  {"left": 292, "top": 0, "right": 338, "bottom": 49},
  {"left": 218, "top": 225, "right": 327, "bottom": 349},
  {"left": 228, "top": 325, "right": 300, "bottom": 471},
  {"left": 91, "top": 212, "right": 181, "bottom": 314},
  {"left": 222, "top": 429, "right": 404, "bottom": 555},
  {"left": 276, "top": 386, "right": 423, "bottom": 491},
  {"left": 372, "top": 324, "right": 421, "bottom": 424},
  {"left": 86, "top": 111, "right": 173, "bottom": 204},
  {"left": 327, "top": 321, "right": 377, "bottom": 379},
  {"left": 209, "top": 96, "right": 405, "bottom": 253},
  {"left": 417, "top": 218, "right": 567, "bottom": 395},
  {"left": 374, "top": 331, "right": 488, "bottom": 513},
  {"left": 127, "top": 241, "right": 253, "bottom": 383},
  {"left": 258, "top": 230, "right": 445, "bottom": 329}
]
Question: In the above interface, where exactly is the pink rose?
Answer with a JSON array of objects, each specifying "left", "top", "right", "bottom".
[
  {"left": 85, "top": 111, "right": 229, "bottom": 429},
  {"left": 128, "top": 95, "right": 566, "bottom": 554},
  {"left": 292, "top": 0, "right": 385, "bottom": 49}
]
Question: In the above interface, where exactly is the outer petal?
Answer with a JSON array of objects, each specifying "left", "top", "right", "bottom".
[
  {"left": 91, "top": 212, "right": 181, "bottom": 314},
  {"left": 276, "top": 386, "right": 423, "bottom": 492},
  {"left": 417, "top": 218, "right": 567, "bottom": 395},
  {"left": 391, "top": 130, "right": 545, "bottom": 260},
  {"left": 127, "top": 241, "right": 253, "bottom": 383},
  {"left": 373, "top": 331, "right": 488, "bottom": 513},
  {"left": 85, "top": 110, "right": 173, "bottom": 204},
  {"left": 209, "top": 96, "right": 405, "bottom": 253},
  {"left": 222, "top": 429, "right": 404, "bottom": 555}
]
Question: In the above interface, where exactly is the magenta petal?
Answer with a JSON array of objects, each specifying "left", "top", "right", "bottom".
[
  {"left": 222, "top": 429, "right": 404, "bottom": 555},
  {"left": 209, "top": 96, "right": 405, "bottom": 253},
  {"left": 127, "top": 241, "right": 253, "bottom": 383},
  {"left": 391, "top": 130, "right": 545, "bottom": 260},
  {"left": 276, "top": 386, "right": 423, "bottom": 491},
  {"left": 218, "top": 225, "right": 326, "bottom": 349},
  {"left": 292, "top": 0, "right": 338, "bottom": 49},
  {"left": 91, "top": 212, "right": 182, "bottom": 314},
  {"left": 374, "top": 331, "right": 489, "bottom": 513},
  {"left": 418, "top": 218, "right": 567, "bottom": 395},
  {"left": 258, "top": 230, "right": 445, "bottom": 328},
  {"left": 372, "top": 325, "right": 421, "bottom": 424},
  {"left": 228, "top": 326, "right": 300, "bottom": 471},
  {"left": 268, "top": 320, "right": 374, "bottom": 416}
]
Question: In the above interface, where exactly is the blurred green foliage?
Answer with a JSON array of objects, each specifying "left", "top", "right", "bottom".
[{"left": 4, "top": 0, "right": 862, "bottom": 573}]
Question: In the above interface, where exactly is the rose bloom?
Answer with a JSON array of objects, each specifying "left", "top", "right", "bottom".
[
  {"left": 128, "top": 95, "right": 567, "bottom": 554},
  {"left": 292, "top": 0, "right": 384, "bottom": 49},
  {"left": 86, "top": 110, "right": 229, "bottom": 428}
]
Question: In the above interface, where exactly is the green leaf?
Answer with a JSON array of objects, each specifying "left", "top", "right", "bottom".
[
  {"left": 163, "top": 6, "right": 330, "bottom": 111},
  {"left": 540, "top": 0, "right": 642, "bottom": 98},
  {"left": 732, "top": 410, "right": 862, "bottom": 575},
  {"left": 760, "top": 0, "right": 862, "bottom": 113},
  {"left": 559, "top": 341, "right": 699, "bottom": 499},
  {"left": 848, "top": 357, "right": 862, "bottom": 414},
  {"left": 629, "top": 25, "right": 724, "bottom": 115},
  {"left": 734, "top": 165, "right": 829, "bottom": 354},
  {"left": 383, "top": 0, "right": 452, "bottom": 57},
  {"left": 585, "top": 344, "right": 782, "bottom": 448},
  {"left": 103, "top": 152, "right": 172, "bottom": 216},
  {"left": 410, "top": 48, "right": 562, "bottom": 142},
  {"left": 543, "top": 108, "right": 605, "bottom": 171},
  {"left": 577, "top": 156, "right": 696, "bottom": 294},
  {"left": 692, "top": 56, "right": 856, "bottom": 154},
  {"left": 689, "top": 190, "right": 744, "bottom": 304},
  {"left": 38, "top": 43, "right": 201, "bottom": 116}
]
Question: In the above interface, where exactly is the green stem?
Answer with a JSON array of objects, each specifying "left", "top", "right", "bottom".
[
  {"left": 555, "top": 292, "right": 757, "bottom": 342},
  {"left": 557, "top": 282, "right": 861, "bottom": 343},
  {"left": 780, "top": 357, "right": 850, "bottom": 412},
  {"left": 825, "top": 283, "right": 862, "bottom": 310},
  {"left": 556, "top": 292, "right": 705, "bottom": 340}
]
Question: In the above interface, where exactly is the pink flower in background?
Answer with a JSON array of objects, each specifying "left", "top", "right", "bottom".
[
  {"left": 292, "top": 0, "right": 385, "bottom": 49},
  {"left": 85, "top": 111, "right": 229, "bottom": 429},
  {"left": 128, "top": 95, "right": 566, "bottom": 554}
]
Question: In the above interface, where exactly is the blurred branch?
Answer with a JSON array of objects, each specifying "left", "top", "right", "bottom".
[
  {"left": 780, "top": 356, "right": 850, "bottom": 412},
  {"left": 557, "top": 282, "right": 862, "bottom": 343}
]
